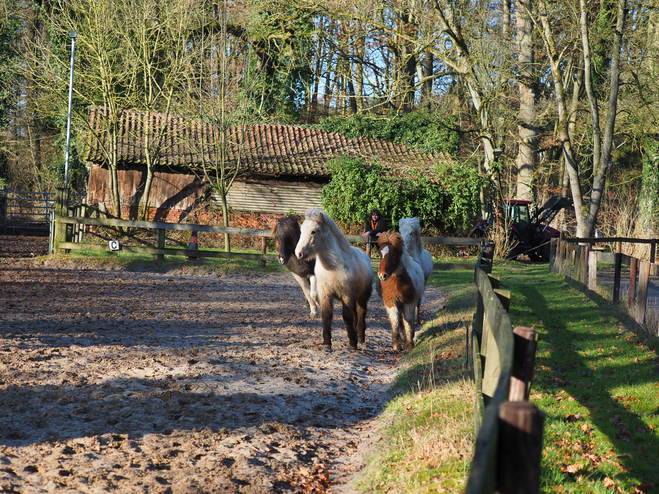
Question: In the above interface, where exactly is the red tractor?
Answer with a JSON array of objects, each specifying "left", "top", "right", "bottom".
[{"left": 469, "top": 196, "right": 573, "bottom": 261}]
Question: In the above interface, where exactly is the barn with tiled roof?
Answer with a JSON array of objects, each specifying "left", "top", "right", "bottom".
[{"left": 84, "top": 107, "right": 443, "bottom": 215}]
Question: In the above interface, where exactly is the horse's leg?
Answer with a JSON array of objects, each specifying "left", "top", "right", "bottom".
[
  {"left": 292, "top": 273, "right": 317, "bottom": 317},
  {"left": 402, "top": 304, "right": 417, "bottom": 352},
  {"left": 310, "top": 275, "right": 319, "bottom": 310},
  {"left": 320, "top": 295, "right": 334, "bottom": 352},
  {"left": 341, "top": 301, "right": 358, "bottom": 350},
  {"left": 385, "top": 305, "right": 402, "bottom": 351},
  {"left": 415, "top": 299, "right": 422, "bottom": 326},
  {"left": 355, "top": 284, "right": 370, "bottom": 345}
]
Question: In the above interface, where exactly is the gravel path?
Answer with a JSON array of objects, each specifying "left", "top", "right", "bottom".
[{"left": 0, "top": 242, "right": 445, "bottom": 494}]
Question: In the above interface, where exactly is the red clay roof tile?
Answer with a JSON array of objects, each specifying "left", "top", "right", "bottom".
[{"left": 85, "top": 107, "right": 443, "bottom": 177}]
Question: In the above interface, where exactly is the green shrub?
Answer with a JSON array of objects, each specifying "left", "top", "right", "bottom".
[
  {"left": 320, "top": 156, "right": 487, "bottom": 232},
  {"left": 316, "top": 110, "right": 460, "bottom": 156}
]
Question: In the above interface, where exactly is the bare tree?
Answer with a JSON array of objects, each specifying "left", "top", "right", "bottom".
[
  {"left": 514, "top": 0, "right": 536, "bottom": 201},
  {"left": 118, "top": 0, "right": 192, "bottom": 219},
  {"left": 181, "top": 0, "right": 262, "bottom": 252}
]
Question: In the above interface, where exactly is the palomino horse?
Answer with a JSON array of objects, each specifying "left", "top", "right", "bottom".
[
  {"left": 272, "top": 215, "right": 319, "bottom": 317},
  {"left": 295, "top": 208, "right": 373, "bottom": 352},
  {"left": 377, "top": 231, "right": 425, "bottom": 352},
  {"left": 398, "top": 217, "right": 433, "bottom": 323}
]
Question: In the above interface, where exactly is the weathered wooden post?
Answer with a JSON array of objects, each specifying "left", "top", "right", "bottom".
[
  {"left": 558, "top": 240, "right": 566, "bottom": 276},
  {"left": 581, "top": 245, "right": 589, "bottom": 286},
  {"left": 261, "top": 236, "right": 267, "bottom": 269},
  {"left": 156, "top": 228, "right": 165, "bottom": 262},
  {"left": 509, "top": 326, "right": 537, "bottom": 402},
  {"left": 549, "top": 238, "right": 558, "bottom": 272},
  {"left": 628, "top": 257, "right": 638, "bottom": 309},
  {"left": 495, "top": 401, "right": 544, "bottom": 494},
  {"left": 588, "top": 249, "right": 598, "bottom": 293},
  {"left": 636, "top": 260, "right": 650, "bottom": 326},
  {"left": 53, "top": 187, "right": 69, "bottom": 254},
  {"left": 613, "top": 252, "right": 622, "bottom": 303}
]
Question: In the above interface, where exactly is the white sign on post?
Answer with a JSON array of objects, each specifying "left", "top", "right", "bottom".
[{"left": 108, "top": 240, "right": 120, "bottom": 251}]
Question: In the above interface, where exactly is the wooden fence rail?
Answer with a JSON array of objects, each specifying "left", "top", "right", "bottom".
[
  {"left": 51, "top": 187, "right": 481, "bottom": 264},
  {"left": 465, "top": 242, "right": 544, "bottom": 494},
  {"left": 551, "top": 237, "right": 658, "bottom": 327}
]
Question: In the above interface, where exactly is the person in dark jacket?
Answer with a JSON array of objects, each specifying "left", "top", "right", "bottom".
[{"left": 362, "top": 209, "right": 389, "bottom": 257}]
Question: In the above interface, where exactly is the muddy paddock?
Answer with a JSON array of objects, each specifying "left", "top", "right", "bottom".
[{"left": 0, "top": 234, "right": 445, "bottom": 493}]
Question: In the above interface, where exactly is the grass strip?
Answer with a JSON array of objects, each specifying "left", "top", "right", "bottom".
[
  {"left": 354, "top": 268, "right": 478, "bottom": 493},
  {"left": 496, "top": 261, "right": 659, "bottom": 494}
]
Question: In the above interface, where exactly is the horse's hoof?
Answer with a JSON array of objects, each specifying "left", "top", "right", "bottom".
[
  {"left": 322, "top": 344, "right": 332, "bottom": 352},
  {"left": 392, "top": 343, "right": 401, "bottom": 352},
  {"left": 348, "top": 342, "right": 358, "bottom": 351}
]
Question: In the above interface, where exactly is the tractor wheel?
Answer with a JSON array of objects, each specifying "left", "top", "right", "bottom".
[{"left": 506, "top": 231, "right": 523, "bottom": 260}]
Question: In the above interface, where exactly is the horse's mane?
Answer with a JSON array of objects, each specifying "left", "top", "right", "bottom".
[
  {"left": 272, "top": 215, "right": 300, "bottom": 247},
  {"left": 378, "top": 230, "right": 405, "bottom": 253},
  {"left": 399, "top": 217, "right": 423, "bottom": 255},
  {"left": 305, "top": 208, "right": 352, "bottom": 254}
]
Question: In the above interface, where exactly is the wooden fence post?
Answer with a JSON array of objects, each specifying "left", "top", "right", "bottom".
[
  {"left": 613, "top": 252, "right": 622, "bottom": 303},
  {"left": 636, "top": 260, "right": 650, "bottom": 326},
  {"left": 588, "top": 249, "right": 598, "bottom": 292},
  {"left": 54, "top": 187, "right": 69, "bottom": 254},
  {"left": 156, "top": 228, "right": 165, "bottom": 262},
  {"left": 495, "top": 402, "right": 544, "bottom": 494},
  {"left": 581, "top": 245, "right": 589, "bottom": 286},
  {"left": 557, "top": 241, "right": 565, "bottom": 276},
  {"left": 565, "top": 244, "right": 573, "bottom": 279},
  {"left": 261, "top": 236, "right": 267, "bottom": 269},
  {"left": 549, "top": 238, "right": 558, "bottom": 272},
  {"left": 509, "top": 326, "right": 537, "bottom": 402},
  {"left": 628, "top": 257, "right": 638, "bottom": 309}
]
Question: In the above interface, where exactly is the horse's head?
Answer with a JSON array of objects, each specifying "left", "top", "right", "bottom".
[
  {"left": 295, "top": 208, "right": 325, "bottom": 260},
  {"left": 399, "top": 217, "right": 421, "bottom": 254},
  {"left": 273, "top": 215, "right": 300, "bottom": 265},
  {"left": 378, "top": 231, "right": 404, "bottom": 281}
]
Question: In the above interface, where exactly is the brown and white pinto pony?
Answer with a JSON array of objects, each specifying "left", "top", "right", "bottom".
[
  {"left": 376, "top": 231, "right": 425, "bottom": 352},
  {"left": 295, "top": 208, "right": 373, "bottom": 352},
  {"left": 272, "top": 215, "right": 319, "bottom": 317},
  {"left": 398, "top": 217, "right": 433, "bottom": 324}
]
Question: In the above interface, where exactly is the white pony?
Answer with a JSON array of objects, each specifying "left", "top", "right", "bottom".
[
  {"left": 295, "top": 208, "right": 373, "bottom": 352},
  {"left": 398, "top": 217, "right": 433, "bottom": 323}
]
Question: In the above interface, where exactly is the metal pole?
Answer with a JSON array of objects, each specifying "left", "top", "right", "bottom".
[{"left": 64, "top": 31, "right": 77, "bottom": 189}]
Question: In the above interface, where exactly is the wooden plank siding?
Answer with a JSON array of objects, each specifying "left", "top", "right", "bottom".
[
  {"left": 87, "top": 163, "right": 206, "bottom": 211},
  {"left": 222, "top": 180, "right": 323, "bottom": 215},
  {"left": 84, "top": 107, "right": 448, "bottom": 216}
]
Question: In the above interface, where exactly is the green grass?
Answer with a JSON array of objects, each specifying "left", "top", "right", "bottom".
[
  {"left": 354, "top": 267, "right": 478, "bottom": 493},
  {"left": 495, "top": 261, "right": 659, "bottom": 494}
]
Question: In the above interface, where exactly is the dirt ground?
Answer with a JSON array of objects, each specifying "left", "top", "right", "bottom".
[{"left": 0, "top": 234, "right": 446, "bottom": 493}]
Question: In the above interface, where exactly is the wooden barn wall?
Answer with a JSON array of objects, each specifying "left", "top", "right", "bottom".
[
  {"left": 221, "top": 179, "right": 323, "bottom": 215},
  {"left": 87, "top": 163, "right": 206, "bottom": 210}
]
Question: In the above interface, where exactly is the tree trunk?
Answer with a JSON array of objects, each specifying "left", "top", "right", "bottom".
[
  {"left": 538, "top": 0, "right": 587, "bottom": 236},
  {"left": 582, "top": 0, "right": 627, "bottom": 236},
  {"left": 515, "top": 0, "right": 536, "bottom": 201}
]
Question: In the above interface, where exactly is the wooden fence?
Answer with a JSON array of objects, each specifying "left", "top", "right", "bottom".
[
  {"left": 551, "top": 236, "right": 659, "bottom": 327},
  {"left": 465, "top": 242, "right": 544, "bottom": 494},
  {"left": 51, "top": 187, "right": 482, "bottom": 265}
]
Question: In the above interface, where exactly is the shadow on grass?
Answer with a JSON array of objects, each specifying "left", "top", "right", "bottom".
[{"left": 518, "top": 282, "right": 659, "bottom": 490}]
